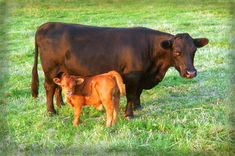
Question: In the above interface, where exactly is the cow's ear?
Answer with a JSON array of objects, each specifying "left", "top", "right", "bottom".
[
  {"left": 193, "top": 38, "right": 209, "bottom": 48},
  {"left": 53, "top": 78, "right": 61, "bottom": 85},
  {"left": 76, "top": 78, "right": 84, "bottom": 85},
  {"left": 161, "top": 40, "right": 172, "bottom": 49}
]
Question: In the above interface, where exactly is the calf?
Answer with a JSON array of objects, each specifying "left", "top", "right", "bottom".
[{"left": 53, "top": 71, "right": 126, "bottom": 127}]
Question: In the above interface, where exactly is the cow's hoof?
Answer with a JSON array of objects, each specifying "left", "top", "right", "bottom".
[
  {"left": 47, "top": 110, "right": 57, "bottom": 116},
  {"left": 56, "top": 102, "right": 65, "bottom": 108},
  {"left": 125, "top": 115, "right": 134, "bottom": 120},
  {"left": 60, "top": 101, "right": 66, "bottom": 106},
  {"left": 133, "top": 105, "right": 143, "bottom": 111}
]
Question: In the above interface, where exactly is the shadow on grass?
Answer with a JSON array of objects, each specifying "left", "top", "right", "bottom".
[
  {"left": 135, "top": 66, "right": 230, "bottom": 117},
  {"left": 9, "top": 88, "right": 31, "bottom": 98},
  {"left": 8, "top": 65, "right": 229, "bottom": 120}
]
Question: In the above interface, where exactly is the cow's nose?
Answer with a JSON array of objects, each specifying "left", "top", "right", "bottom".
[{"left": 186, "top": 70, "right": 197, "bottom": 78}]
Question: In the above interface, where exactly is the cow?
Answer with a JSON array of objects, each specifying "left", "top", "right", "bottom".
[
  {"left": 53, "top": 71, "right": 126, "bottom": 127},
  {"left": 31, "top": 22, "right": 209, "bottom": 119}
]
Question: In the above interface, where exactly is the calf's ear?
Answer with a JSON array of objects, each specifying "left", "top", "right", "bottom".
[
  {"left": 53, "top": 78, "right": 61, "bottom": 85},
  {"left": 76, "top": 78, "right": 84, "bottom": 85},
  {"left": 193, "top": 38, "right": 209, "bottom": 48},
  {"left": 161, "top": 40, "right": 172, "bottom": 49}
]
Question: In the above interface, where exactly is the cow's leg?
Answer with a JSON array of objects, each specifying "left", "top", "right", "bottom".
[
  {"left": 44, "top": 80, "right": 56, "bottom": 114},
  {"left": 133, "top": 88, "right": 143, "bottom": 110},
  {"left": 73, "top": 105, "right": 83, "bottom": 127},
  {"left": 125, "top": 93, "right": 135, "bottom": 119},
  {"left": 55, "top": 86, "right": 65, "bottom": 107},
  {"left": 123, "top": 73, "right": 141, "bottom": 119},
  {"left": 124, "top": 81, "right": 140, "bottom": 119}
]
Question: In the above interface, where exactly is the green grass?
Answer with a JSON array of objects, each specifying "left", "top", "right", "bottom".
[{"left": 0, "top": 0, "right": 234, "bottom": 155}]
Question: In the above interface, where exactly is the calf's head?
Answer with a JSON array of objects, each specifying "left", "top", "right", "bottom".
[
  {"left": 53, "top": 73, "right": 84, "bottom": 96},
  {"left": 161, "top": 33, "right": 209, "bottom": 78}
]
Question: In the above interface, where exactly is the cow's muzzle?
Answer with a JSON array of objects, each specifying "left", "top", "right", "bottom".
[
  {"left": 175, "top": 65, "right": 197, "bottom": 79},
  {"left": 185, "top": 70, "right": 197, "bottom": 78}
]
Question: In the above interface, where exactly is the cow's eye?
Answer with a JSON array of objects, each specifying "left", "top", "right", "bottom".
[{"left": 174, "top": 51, "right": 181, "bottom": 56}]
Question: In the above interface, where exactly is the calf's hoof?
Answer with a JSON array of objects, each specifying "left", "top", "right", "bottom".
[
  {"left": 96, "top": 104, "right": 103, "bottom": 111},
  {"left": 133, "top": 104, "right": 143, "bottom": 111},
  {"left": 73, "top": 123, "right": 78, "bottom": 127},
  {"left": 106, "top": 124, "right": 112, "bottom": 127},
  {"left": 73, "top": 120, "right": 80, "bottom": 127}
]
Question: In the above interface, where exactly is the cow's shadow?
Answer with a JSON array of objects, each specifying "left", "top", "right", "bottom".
[{"left": 11, "top": 66, "right": 227, "bottom": 128}]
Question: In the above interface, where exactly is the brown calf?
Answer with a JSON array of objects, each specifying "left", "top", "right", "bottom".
[{"left": 53, "top": 71, "right": 126, "bottom": 127}]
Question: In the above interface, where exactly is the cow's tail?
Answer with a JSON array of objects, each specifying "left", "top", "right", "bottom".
[
  {"left": 31, "top": 37, "right": 39, "bottom": 98},
  {"left": 108, "top": 71, "right": 126, "bottom": 96}
]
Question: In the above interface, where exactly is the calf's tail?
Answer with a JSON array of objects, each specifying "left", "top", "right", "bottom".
[
  {"left": 108, "top": 71, "right": 126, "bottom": 96},
  {"left": 31, "top": 38, "right": 39, "bottom": 98}
]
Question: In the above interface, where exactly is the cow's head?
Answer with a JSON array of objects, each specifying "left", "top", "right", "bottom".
[
  {"left": 161, "top": 33, "right": 209, "bottom": 78},
  {"left": 53, "top": 73, "right": 84, "bottom": 97}
]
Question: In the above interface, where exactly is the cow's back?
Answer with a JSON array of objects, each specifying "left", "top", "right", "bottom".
[{"left": 36, "top": 22, "right": 155, "bottom": 77}]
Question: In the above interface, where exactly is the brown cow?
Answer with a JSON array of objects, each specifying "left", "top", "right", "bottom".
[
  {"left": 53, "top": 71, "right": 126, "bottom": 127},
  {"left": 32, "top": 22, "right": 209, "bottom": 118}
]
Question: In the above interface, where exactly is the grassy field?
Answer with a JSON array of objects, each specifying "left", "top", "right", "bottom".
[{"left": 0, "top": 0, "right": 234, "bottom": 155}]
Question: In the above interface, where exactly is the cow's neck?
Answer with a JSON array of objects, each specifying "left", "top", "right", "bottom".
[
  {"left": 140, "top": 53, "right": 172, "bottom": 89},
  {"left": 149, "top": 33, "right": 174, "bottom": 82},
  {"left": 150, "top": 55, "right": 171, "bottom": 82}
]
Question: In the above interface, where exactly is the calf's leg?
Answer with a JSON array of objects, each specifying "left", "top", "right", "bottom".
[
  {"left": 112, "top": 92, "right": 120, "bottom": 126},
  {"left": 103, "top": 99, "right": 114, "bottom": 127},
  {"left": 73, "top": 105, "right": 83, "bottom": 127}
]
